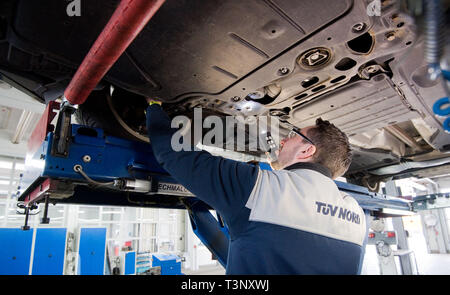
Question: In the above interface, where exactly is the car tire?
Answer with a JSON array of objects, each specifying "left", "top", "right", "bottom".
[{"left": 74, "top": 87, "right": 149, "bottom": 142}]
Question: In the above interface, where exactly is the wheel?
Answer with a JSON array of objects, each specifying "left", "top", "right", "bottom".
[
  {"left": 348, "top": 176, "right": 381, "bottom": 192},
  {"left": 361, "top": 177, "right": 381, "bottom": 193},
  {"left": 74, "top": 86, "right": 149, "bottom": 142}
]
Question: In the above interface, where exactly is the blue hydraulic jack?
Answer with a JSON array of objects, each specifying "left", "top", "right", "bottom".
[{"left": 17, "top": 101, "right": 415, "bottom": 269}]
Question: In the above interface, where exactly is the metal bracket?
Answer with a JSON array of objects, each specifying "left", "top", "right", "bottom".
[
  {"left": 40, "top": 195, "right": 50, "bottom": 224},
  {"left": 21, "top": 206, "right": 31, "bottom": 231},
  {"left": 51, "top": 98, "right": 78, "bottom": 158}
]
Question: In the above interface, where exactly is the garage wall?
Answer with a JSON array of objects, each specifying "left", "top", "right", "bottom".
[{"left": 435, "top": 176, "right": 450, "bottom": 193}]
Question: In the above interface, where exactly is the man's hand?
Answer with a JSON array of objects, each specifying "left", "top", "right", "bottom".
[{"left": 146, "top": 97, "right": 162, "bottom": 106}]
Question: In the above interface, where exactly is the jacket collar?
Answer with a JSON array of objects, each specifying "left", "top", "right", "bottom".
[{"left": 284, "top": 162, "right": 332, "bottom": 179}]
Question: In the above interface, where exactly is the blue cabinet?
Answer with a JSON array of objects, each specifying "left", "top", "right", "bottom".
[
  {"left": 152, "top": 254, "right": 182, "bottom": 275},
  {"left": 32, "top": 228, "right": 67, "bottom": 275},
  {"left": 124, "top": 251, "right": 136, "bottom": 275},
  {"left": 1, "top": 227, "right": 108, "bottom": 275},
  {"left": 78, "top": 228, "right": 107, "bottom": 275},
  {"left": 0, "top": 228, "right": 34, "bottom": 275}
]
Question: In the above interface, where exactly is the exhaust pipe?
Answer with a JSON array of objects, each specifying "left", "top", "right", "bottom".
[{"left": 64, "top": 0, "right": 166, "bottom": 105}]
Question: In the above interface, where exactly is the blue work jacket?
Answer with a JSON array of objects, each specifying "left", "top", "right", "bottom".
[{"left": 146, "top": 105, "right": 366, "bottom": 275}]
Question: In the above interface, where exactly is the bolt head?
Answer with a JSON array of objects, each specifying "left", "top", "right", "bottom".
[
  {"left": 366, "top": 66, "right": 378, "bottom": 73},
  {"left": 278, "top": 67, "right": 290, "bottom": 75},
  {"left": 310, "top": 53, "right": 320, "bottom": 60},
  {"left": 352, "top": 22, "right": 366, "bottom": 32},
  {"left": 248, "top": 91, "right": 265, "bottom": 100},
  {"left": 386, "top": 32, "right": 396, "bottom": 41}
]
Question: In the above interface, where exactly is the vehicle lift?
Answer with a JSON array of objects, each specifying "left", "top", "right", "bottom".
[
  {"left": 16, "top": 99, "right": 419, "bottom": 270},
  {"left": 18, "top": 100, "right": 234, "bottom": 266},
  {"left": 13, "top": 0, "right": 446, "bottom": 273}
]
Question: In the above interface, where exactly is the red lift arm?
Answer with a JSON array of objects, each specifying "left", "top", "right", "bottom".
[{"left": 64, "top": 0, "right": 165, "bottom": 105}]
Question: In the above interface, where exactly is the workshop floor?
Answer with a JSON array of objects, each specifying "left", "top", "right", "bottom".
[{"left": 182, "top": 263, "right": 226, "bottom": 275}]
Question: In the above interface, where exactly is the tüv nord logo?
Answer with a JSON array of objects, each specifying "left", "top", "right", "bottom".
[{"left": 66, "top": 0, "right": 81, "bottom": 17}]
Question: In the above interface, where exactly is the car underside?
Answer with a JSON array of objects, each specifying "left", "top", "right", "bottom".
[{"left": 0, "top": 0, "right": 449, "bottom": 191}]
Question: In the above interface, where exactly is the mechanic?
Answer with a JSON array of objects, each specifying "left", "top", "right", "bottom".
[{"left": 145, "top": 98, "right": 367, "bottom": 275}]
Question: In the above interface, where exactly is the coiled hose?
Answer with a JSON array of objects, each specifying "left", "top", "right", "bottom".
[
  {"left": 424, "top": 0, "right": 446, "bottom": 72},
  {"left": 425, "top": 0, "right": 450, "bottom": 132}
]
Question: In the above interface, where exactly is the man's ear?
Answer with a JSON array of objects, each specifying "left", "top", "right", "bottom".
[{"left": 295, "top": 144, "right": 316, "bottom": 160}]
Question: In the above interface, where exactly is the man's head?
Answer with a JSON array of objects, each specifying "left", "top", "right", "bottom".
[{"left": 270, "top": 118, "right": 352, "bottom": 179}]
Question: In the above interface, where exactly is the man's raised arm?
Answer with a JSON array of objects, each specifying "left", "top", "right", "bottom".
[{"left": 146, "top": 104, "right": 259, "bottom": 222}]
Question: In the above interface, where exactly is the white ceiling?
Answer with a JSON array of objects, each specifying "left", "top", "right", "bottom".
[{"left": 0, "top": 81, "right": 45, "bottom": 159}]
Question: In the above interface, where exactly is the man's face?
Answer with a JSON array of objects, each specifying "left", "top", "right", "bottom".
[{"left": 270, "top": 126, "right": 316, "bottom": 170}]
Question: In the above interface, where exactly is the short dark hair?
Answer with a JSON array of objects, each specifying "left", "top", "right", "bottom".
[{"left": 306, "top": 118, "right": 352, "bottom": 179}]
